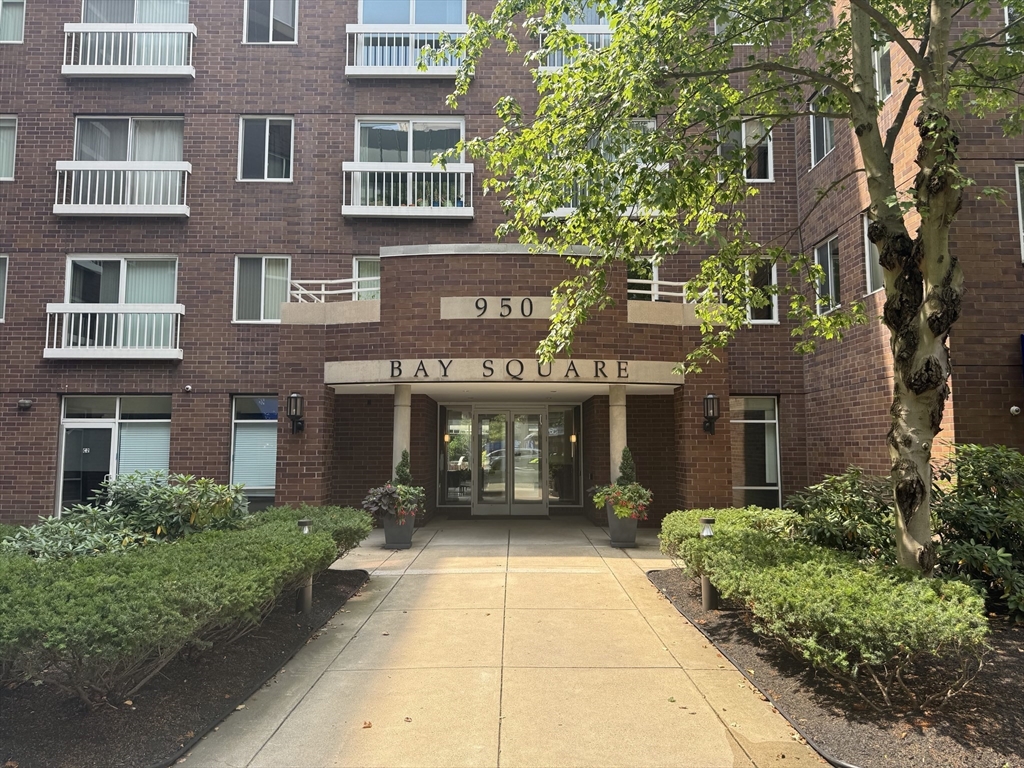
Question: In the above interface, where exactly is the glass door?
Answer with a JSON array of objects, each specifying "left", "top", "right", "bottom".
[
  {"left": 472, "top": 409, "right": 548, "bottom": 516},
  {"left": 60, "top": 426, "right": 115, "bottom": 509}
]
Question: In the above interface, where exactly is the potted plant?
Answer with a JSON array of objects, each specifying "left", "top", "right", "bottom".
[
  {"left": 362, "top": 450, "right": 425, "bottom": 550},
  {"left": 593, "top": 447, "right": 651, "bottom": 548}
]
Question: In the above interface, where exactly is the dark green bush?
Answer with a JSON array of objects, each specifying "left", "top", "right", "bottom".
[
  {"left": 786, "top": 468, "right": 895, "bottom": 563},
  {"left": 934, "top": 444, "right": 1024, "bottom": 619},
  {"left": 660, "top": 508, "right": 989, "bottom": 711},
  {"left": 254, "top": 505, "right": 373, "bottom": 559},
  {"left": 1, "top": 508, "right": 158, "bottom": 560},
  {"left": 0, "top": 520, "right": 339, "bottom": 706},
  {"left": 0, "top": 523, "right": 23, "bottom": 540}
]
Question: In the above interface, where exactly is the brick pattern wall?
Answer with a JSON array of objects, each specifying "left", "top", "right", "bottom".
[
  {"left": 581, "top": 396, "right": 609, "bottom": 524},
  {"left": 332, "top": 395, "right": 393, "bottom": 510},
  {"left": 625, "top": 395, "right": 678, "bottom": 526},
  {"left": 410, "top": 395, "right": 439, "bottom": 525}
]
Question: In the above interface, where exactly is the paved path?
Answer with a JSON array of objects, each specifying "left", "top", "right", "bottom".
[{"left": 185, "top": 517, "right": 815, "bottom": 768}]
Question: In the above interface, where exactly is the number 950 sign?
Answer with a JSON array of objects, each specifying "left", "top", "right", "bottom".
[{"left": 440, "top": 296, "right": 553, "bottom": 321}]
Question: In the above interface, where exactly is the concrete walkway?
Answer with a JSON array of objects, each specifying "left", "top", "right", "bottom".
[{"left": 185, "top": 517, "right": 815, "bottom": 768}]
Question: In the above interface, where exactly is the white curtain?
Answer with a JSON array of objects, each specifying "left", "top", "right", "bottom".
[
  {"left": 0, "top": 119, "right": 15, "bottom": 179},
  {"left": 131, "top": 120, "right": 183, "bottom": 206},
  {"left": 262, "top": 258, "right": 288, "bottom": 320},
  {"left": 0, "top": 0, "right": 25, "bottom": 42},
  {"left": 117, "top": 422, "right": 171, "bottom": 475},
  {"left": 125, "top": 260, "right": 176, "bottom": 347},
  {"left": 137, "top": 0, "right": 189, "bottom": 66},
  {"left": 0, "top": 258, "right": 7, "bottom": 321},
  {"left": 356, "top": 258, "right": 380, "bottom": 300}
]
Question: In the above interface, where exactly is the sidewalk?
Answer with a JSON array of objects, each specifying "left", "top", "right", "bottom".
[{"left": 184, "top": 517, "right": 814, "bottom": 768}]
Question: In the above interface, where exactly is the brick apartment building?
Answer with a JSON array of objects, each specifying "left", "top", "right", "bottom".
[{"left": 0, "top": 0, "right": 1021, "bottom": 527}]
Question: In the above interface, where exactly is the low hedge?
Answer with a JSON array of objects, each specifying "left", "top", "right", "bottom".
[
  {"left": 253, "top": 505, "right": 373, "bottom": 559},
  {"left": 0, "top": 507, "right": 371, "bottom": 707},
  {"left": 660, "top": 508, "right": 989, "bottom": 711}
]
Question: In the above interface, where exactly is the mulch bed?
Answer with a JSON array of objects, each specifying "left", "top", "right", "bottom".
[
  {"left": 649, "top": 568, "right": 1024, "bottom": 768},
  {"left": 0, "top": 569, "right": 368, "bottom": 768}
]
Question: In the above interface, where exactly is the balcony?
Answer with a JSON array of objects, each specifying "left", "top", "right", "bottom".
[
  {"left": 282, "top": 279, "right": 382, "bottom": 324},
  {"left": 53, "top": 161, "right": 191, "bottom": 217},
  {"left": 44, "top": 303, "right": 186, "bottom": 360},
  {"left": 345, "top": 25, "right": 466, "bottom": 77},
  {"left": 537, "top": 28, "right": 612, "bottom": 70},
  {"left": 342, "top": 162, "right": 474, "bottom": 218},
  {"left": 63, "top": 23, "right": 197, "bottom": 78}
]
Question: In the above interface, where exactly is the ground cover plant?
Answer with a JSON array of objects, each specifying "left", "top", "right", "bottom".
[
  {"left": 0, "top": 481, "right": 372, "bottom": 708},
  {"left": 660, "top": 507, "right": 989, "bottom": 711}
]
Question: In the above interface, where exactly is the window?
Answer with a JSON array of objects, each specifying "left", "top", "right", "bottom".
[
  {"left": 245, "top": 0, "right": 295, "bottom": 43},
  {"left": 809, "top": 93, "right": 835, "bottom": 166},
  {"left": 1016, "top": 163, "right": 1024, "bottom": 262},
  {"left": 354, "top": 257, "right": 380, "bottom": 300},
  {"left": 232, "top": 396, "right": 278, "bottom": 499},
  {"left": 234, "top": 256, "right": 289, "bottom": 322},
  {"left": 814, "top": 236, "right": 840, "bottom": 313},
  {"left": 0, "top": 117, "right": 14, "bottom": 180},
  {"left": 82, "top": 0, "right": 188, "bottom": 23},
  {"left": 360, "top": 0, "right": 463, "bottom": 24},
  {"left": 65, "top": 257, "right": 178, "bottom": 347},
  {"left": 59, "top": 395, "right": 172, "bottom": 510},
  {"left": 0, "top": 256, "right": 7, "bottom": 321},
  {"left": 0, "top": 0, "right": 24, "bottom": 42},
  {"left": 747, "top": 260, "right": 777, "bottom": 323},
  {"left": 873, "top": 40, "right": 892, "bottom": 101},
  {"left": 355, "top": 118, "right": 465, "bottom": 206},
  {"left": 863, "top": 215, "right": 884, "bottom": 293},
  {"left": 730, "top": 396, "right": 781, "bottom": 509},
  {"left": 720, "top": 119, "right": 773, "bottom": 181},
  {"left": 75, "top": 117, "right": 183, "bottom": 162},
  {"left": 238, "top": 117, "right": 293, "bottom": 181}
]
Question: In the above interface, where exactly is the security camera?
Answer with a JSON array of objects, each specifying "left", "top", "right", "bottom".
[
  {"left": 184, "top": 385, "right": 193, "bottom": 393},
  {"left": 1011, "top": 406, "right": 1022, "bottom": 416}
]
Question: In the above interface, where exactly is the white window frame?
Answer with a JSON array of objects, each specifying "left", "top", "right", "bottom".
[
  {"left": 0, "top": 116, "right": 16, "bottom": 179},
  {"left": 353, "top": 256, "right": 381, "bottom": 300},
  {"left": 243, "top": 0, "right": 298, "bottom": 44},
  {"left": 1016, "top": 162, "right": 1024, "bottom": 263},
  {"left": 873, "top": 40, "right": 892, "bottom": 101},
  {"left": 237, "top": 116, "right": 294, "bottom": 182},
  {"left": 64, "top": 254, "right": 179, "bottom": 303},
  {"left": 233, "top": 255, "right": 291, "bottom": 323},
  {"left": 0, "top": 255, "right": 8, "bottom": 322},
  {"left": 230, "top": 395, "right": 278, "bottom": 496},
  {"left": 729, "top": 395, "right": 782, "bottom": 509},
  {"left": 57, "top": 395, "right": 172, "bottom": 515},
  {"left": 747, "top": 260, "right": 778, "bottom": 324},
  {"left": 809, "top": 94, "right": 835, "bottom": 167},
  {"left": 814, "top": 235, "right": 841, "bottom": 314},
  {"left": 357, "top": 0, "right": 465, "bottom": 24},
  {"left": 0, "top": 0, "right": 24, "bottom": 43},
  {"left": 354, "top": 116, "right": 466, "bottom": 164},
  {"left": 719, "top": 118, "right": 773, "bottom": 183},
  {"left": 73, "top": 116, "right": 184, "bottom": 161},
  {"left": 863, "top": 215, "right": 884, "bottom": 294}
]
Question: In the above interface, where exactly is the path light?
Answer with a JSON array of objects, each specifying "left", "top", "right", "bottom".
[
  {"left": 702, "top": 393, "right": 720, "bottom": 434},
  {"left": 287, "top": 392, "right": 305, "bottom": 434},
  {"left": 698, "top": 517, "right": 719, "bottom": 611},
  {"left": 297, "top": 518, "right": 313, "bottom": 615}
]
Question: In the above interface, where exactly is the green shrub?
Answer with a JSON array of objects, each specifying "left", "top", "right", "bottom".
[
  {"left": 660, "top": 508, "right": 989, "bottom": 711},
  {"left": 934, "top": 444, "right": 1024, "bottom": 619},
  {"left": 254, "top": 505, "right": 373, "bottom": 559},
  {"left": 0, "top": 520, "right": 338, "bottom": 706},
  {"left": 786, "top": 468, "right": 895, "bottom": 563},
  {"left": 1, "top": 508, "right": 157, "bottom": 560},
  {"left": 0, "top": 523, "right": 23, "bottom": 541}
]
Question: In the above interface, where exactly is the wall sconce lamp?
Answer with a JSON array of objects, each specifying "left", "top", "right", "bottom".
[
  {"left": 570, "top": 433, "right": 577, "bottom": 457},
  {"left": 702, "top": 393, "right": 720, "bottom": 434},
  {"left": 17, "top": 399, "right": 33, "bottom": 411},
  {"left": 286, "top": 393, "right": 305, "bottom": 434},
  {"left": 443, "top": 433, "right": 451, "bottom": 444}
]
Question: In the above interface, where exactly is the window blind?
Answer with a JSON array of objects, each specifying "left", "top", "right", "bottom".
[
  {"left": 117, "top": 422, "right": 171, "bottom": 475},
  {"left": 232, "top": 422, "right": 277, "bottom": 491}
]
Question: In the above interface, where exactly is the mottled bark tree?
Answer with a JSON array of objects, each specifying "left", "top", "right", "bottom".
[{"left": 448, "top": 0, "right": 1024, "bottom": 569}]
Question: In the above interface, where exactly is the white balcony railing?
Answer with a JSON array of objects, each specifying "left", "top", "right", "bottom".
[
  {"left": 345, "top": 25, "right": 466, "bottom": 77},
  {"left": 63, "top": 23, "right": 197, "bottom": 77},
  {"left": 538, "top": 28, "right": 612, "bottom": 69},
  {"left": 342, "top": 161, "right": 474, "bottom": 218},
  {"left": 54, "top": 161, "right": 191, "bottom": 217},
  {"left": 627, "top": 278, "right": 688, "bottom": 302},
  {"left": 44, "top": 303, "right": 185, "bottom": 360},
  {"left": 290, "top": 277, "right": 380, "bottom": 302}
]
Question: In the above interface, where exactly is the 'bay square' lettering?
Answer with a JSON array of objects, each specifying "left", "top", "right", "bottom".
[{"left": 389, "top": 359, "right": 629, "bottom": 382}]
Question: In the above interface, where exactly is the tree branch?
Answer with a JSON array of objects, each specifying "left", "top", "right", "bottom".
[{"left": 848, "top": 0, "right": 934, "bottom": 88}]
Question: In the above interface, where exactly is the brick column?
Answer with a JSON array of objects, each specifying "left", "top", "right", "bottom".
[{"left": 675, "top": 357, "right": 732, "bottom": 510}]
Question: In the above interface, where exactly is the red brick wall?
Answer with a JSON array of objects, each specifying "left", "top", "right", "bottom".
[
  {"left": 581, "top": 396, "right": 610, "bottom": 523},
  {"left": 626, "top": 394, "right": 678, "bottom": 526},
  {"left": 332, "top": 395, "right": 394, "bottom": 510}
]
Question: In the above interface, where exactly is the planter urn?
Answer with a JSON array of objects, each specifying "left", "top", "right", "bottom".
[
  {"left": 606, "top": 502, "right": 638, "bottom": 548},
  {"left": 383, "top": 513, "right": 415, "bottom": 550}
]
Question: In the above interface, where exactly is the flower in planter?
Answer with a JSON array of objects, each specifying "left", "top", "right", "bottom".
[
  {"left": 593, "top": 446, "right": 652, "bottom": 520},
  {"left": 362, "top": 451, "right": 425, "bottom": 526}
]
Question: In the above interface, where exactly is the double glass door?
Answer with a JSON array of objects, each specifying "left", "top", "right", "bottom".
[{"left": 475, "top": 410, "right": 545, "bottom": 516}]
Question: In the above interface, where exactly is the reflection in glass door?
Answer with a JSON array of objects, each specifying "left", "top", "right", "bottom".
[
  {"left": 61, "top": 427, "right": 114, "bottom": 508},
  {"left": 476, "top": 412, "right": 507, "bottom": 507},
  {"left": 511, "top": 412, "right": 544, "bottom": 515}
]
